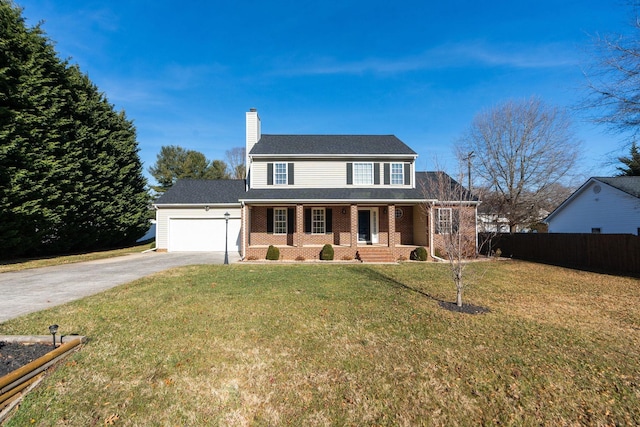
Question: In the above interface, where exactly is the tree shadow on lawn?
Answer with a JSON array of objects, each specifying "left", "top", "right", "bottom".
[{"left": 360, "top": 266, "right": 490, "bottom": 315}]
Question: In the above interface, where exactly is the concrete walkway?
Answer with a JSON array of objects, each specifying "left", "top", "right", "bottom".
[{"left": 0, "top": 251, "right": 240, "bottom": 323}]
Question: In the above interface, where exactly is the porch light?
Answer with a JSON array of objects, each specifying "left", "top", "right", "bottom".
[
  {"left": 224, "top": 212, "right": 230, "bottom": 265},
  {"left": 49, "top": 324, "right": 59, "bottom": 347},
  {"left": 342, "top": 208, "right": 346, "bottom": 215}
]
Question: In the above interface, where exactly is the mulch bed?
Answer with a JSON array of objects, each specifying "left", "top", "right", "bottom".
[
  {"left": 0, "top": 341, "right": 54, "bottom": 378},
  {"left": 439, "top": 301, "right": 491, "bottom": 315}
]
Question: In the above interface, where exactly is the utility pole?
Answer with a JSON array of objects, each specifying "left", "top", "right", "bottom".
[{"left": 466, "top": 151, "right": 474, "bottom": 193}]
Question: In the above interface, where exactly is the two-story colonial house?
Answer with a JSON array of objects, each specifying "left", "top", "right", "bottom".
[{"left": 154, "top": 109, "right": 479, "bottom": 261}]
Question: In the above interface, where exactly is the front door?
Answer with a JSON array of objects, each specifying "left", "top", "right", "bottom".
[{"left": 358, "top": 210, "right": 371, "bottom": 243}]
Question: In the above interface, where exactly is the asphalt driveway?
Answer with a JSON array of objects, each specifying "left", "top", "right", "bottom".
[{"left": 0, "top": 251, "right": 240, "bottom": 323}]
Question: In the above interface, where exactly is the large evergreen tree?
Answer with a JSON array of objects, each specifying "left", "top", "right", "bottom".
[
  {"left": 149, "top": 145, "right": 229, "bottom": 194},
  {"left": 616, "top": 141, "right": 640, "bottom": 176},
  {"left": 0, "top": 1, "right": 149, "bottom": 258}
]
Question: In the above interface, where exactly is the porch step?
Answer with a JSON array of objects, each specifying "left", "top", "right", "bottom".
[{"left": 356, "top": 247, "right": 396, "bottom": 263}]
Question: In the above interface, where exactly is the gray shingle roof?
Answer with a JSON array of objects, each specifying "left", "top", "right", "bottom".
[
  {"left": 415, "top": 172, "right": 479, "bottom": 202},
  {"left": 240, "top": 187, "right": 424, "bottom": 202},
  {"left": 154, "top": 179, "right": 245, "bottom": 205},
  {"left": 153, "top": 173, "right": 478, "bottom": 205},
  {"left": 596, "top": 176, "right": 640, "bottom": 198},
  {"left": 249, "top": 135, "right": 417, "bottom": 156}
]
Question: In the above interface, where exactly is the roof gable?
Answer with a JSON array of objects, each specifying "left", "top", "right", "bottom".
[
  {"left": 249, "top": 134, "right": 417, "bottom": 156},
  {"left": 545, "top": 176, "right": 640, "bottom": 223},
  {"left": 596, "top": 176, "right": 640, "bottom": 198},
  {"left": 154, "top": 179, "right": 245, "bottom": 205}
]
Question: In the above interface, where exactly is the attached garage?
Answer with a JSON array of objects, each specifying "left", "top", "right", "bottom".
[
  {"left": 168, "top": 217, "right": 241, "bottom": 252},
  {"left": 153, "top": 179, "right": 247, "bottom": 255}
]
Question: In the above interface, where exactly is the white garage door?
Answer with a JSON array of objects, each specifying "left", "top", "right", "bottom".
[{"left": 168, "top": 218, "right": 241, "bottom": 252}]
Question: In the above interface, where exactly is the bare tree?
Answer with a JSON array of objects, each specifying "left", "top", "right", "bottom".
[
  {"left": 457, "top": 97, "right": 581, "bottom": 232},
  {"left": 583, "top": 3, "right": 640, "bottom": 142},
  {"left": 225, "top": 147, "right": 246, "bottom": 179},
  {"left": 420, "top": 169, "right": 478, "bottom": 307}
]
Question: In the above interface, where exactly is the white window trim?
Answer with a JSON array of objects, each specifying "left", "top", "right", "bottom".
[
  {"left": 274, "top": 207, "right": 287, "bottom": 235},
  {"left": 311, "top": 208, "right": 325, "bottom": 235},
  {"left": 274, "top": 162, "right": 287, "bottom": 185},
  {"left": 353, "top": 162, "right": 374, "bottom": 185},
  {"left": 391, "top": 163, "right": 404, "bottom": 185},
  {"left": 437, "top": 208, "right": 452, "bottom": 234}
]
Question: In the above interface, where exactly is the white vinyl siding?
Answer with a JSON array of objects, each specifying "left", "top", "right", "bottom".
[
  {"left": 250, "top": 160, "right": 411, "bottom": 188},
  {"left": 252, "top": 161, "right": 344, "bottom": 188},
  {"left": 547, "top": 180, "right": 640, "bottom": 234},
  {"left": 155, "top": 207, "right": 242, "bottom": 251}
]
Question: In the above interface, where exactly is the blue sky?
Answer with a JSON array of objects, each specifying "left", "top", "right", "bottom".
[{"left": 16, "top": 0, "right": 633, "bottom": 184}]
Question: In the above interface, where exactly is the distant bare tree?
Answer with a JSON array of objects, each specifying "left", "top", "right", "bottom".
[
  {"left": 457, "top": 97, "right": 581, "bottom": 232},
  {"left": 583, "top": 3, "right": 640, "bottom": 143},
  {"left": 420, "top": 169, "right": 478, "bottom": 307},
  {"left": 226, "top": 147, "right": 246, "bottom": 179}
]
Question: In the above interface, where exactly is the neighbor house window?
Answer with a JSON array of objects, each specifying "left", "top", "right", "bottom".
[
  {"left": 312, "top": 208, "right": 325, "bottom": 234},
  {"left": 437, "top": 208, "right": 452, "bottom": 234},
  {"left": 391, "top": 163, "right": 404, "bottom": 185},
  {"left": 353, "top": 163, "right": 373, "bottom": 185},
  {"left": 274, "top": 163, "right": 287, "bottom": 185},
  {"left": 274, "top": 208, "right": 287, "bottom": 234},
  {"left": 591, "top": 228, "right": 601, "bottom": 234}
]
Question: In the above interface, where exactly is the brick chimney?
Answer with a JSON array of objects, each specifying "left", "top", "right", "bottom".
[{"left": 245, "top": 108, "right": 260, "bottom": 180}]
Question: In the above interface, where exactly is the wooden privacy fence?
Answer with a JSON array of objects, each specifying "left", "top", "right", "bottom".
[{"left": 479, "top": 233, "right": 640, "bottom": 275}]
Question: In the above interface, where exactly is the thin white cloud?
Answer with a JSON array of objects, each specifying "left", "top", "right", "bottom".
[{"left": 271, "top": 40, "right": 580, "bottom": 76}]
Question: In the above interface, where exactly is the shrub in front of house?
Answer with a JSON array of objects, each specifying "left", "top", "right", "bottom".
[
  {"left": 266, "top": 245, "right": 280, "bottom": 260},
  {"left": 411, "top": 246, "right": 428, "bottom": 261},
  {"left": 320, "top": 244, "right": 334, "bottom": 260}
]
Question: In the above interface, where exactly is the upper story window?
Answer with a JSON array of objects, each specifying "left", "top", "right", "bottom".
[
  {"left": 353, "top": 163, "right": 373, "bottom": 185},
  {"left": 274, "top": 163, "right": 287, "bottom": 185},
  {"left": 391, "top": 163, "right": 404, "bottom": 185}
]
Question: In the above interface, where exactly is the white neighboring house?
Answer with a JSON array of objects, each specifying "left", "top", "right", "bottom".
[
  {"left": 544, "top": 177, "right": 640, "bottom": 235},
  {"left": 477, "top": 213, "right": 510, "bottom": 233}
]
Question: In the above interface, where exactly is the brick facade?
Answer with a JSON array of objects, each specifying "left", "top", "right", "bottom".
[
  {"left": 431, "top": 205, "right": 477, "bottom": 258},
  {"left": 243, "top": 203, "right": 434, "bottom": 261}
]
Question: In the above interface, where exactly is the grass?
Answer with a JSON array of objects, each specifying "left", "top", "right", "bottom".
[
  {"left": 0, "top": 243, "right": 153, "bottom": 273},
  {"left": 1, "top": 260, "right": 639, "bottom": 426}
]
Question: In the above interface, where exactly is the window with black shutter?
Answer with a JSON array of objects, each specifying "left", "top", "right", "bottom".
[
  {"left": 404, "top": 163, "right": 411, "bottom": 185},
  {"left": 288, "top": 163, "right": 294, "bottom": 185},
  {"left": 267, "top": 208, "right": 274, "bottom": 233}
]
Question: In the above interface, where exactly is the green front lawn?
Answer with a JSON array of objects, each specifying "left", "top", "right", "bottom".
[
  {"left": 0, "top": 243, "right": 153, "bottom": 273},
  {"left": 2, "top": 261, "right": 639, "bottom": 425}
]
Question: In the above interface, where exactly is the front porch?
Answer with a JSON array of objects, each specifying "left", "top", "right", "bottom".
[{"left": 243, "top": 203, "right": 430, "bottom": 261}]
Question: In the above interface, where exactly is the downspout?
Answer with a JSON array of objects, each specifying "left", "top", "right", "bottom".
[
  {"left": 240, "top": 201, "right": 246, "bottom": 260},
  {"left": 143, "top": 206, "right": 159, "bottom": 252},
  {"left": 475, "top": 203, "right": 479, "bottom": 256},
  {"left": 429, "top": 202, "right": 446, "bottom": 262}
]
